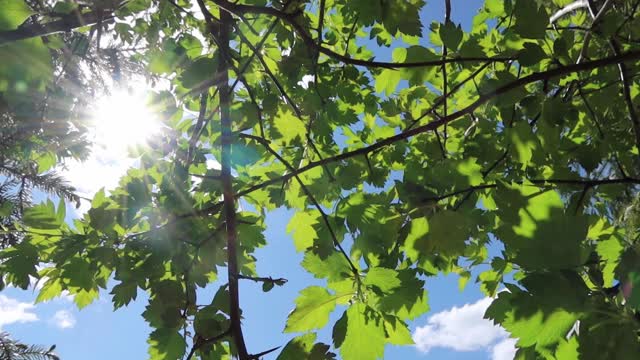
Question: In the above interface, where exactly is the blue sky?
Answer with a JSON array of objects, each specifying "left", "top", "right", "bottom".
[{"left": 0, "top": 1, "right": 518, "bottom": 359}]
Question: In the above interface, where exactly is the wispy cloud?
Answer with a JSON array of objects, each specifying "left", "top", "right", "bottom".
[
  {"left": 50, "top": 310, "right": 76, "bottom": 329},
  {"left": 412, "top": 297, "right": 516, "bottom": 360},
  {"left": 0, "top": 295, "right": 38, "bottom": 330}
]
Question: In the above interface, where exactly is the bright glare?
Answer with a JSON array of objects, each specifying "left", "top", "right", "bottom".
[{"left": 91, "top": 88, "right": 160, "bottom": 155}]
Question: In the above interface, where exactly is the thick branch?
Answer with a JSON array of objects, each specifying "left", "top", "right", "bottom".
[
  {"left": 204, "top": 0, "right": 251, "bottom": 357},
  {"left": 0, "top": 10, "right": 114, "bottom": 46}
]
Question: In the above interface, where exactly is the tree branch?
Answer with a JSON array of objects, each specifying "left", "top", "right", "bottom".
[
  {"left": 609, "top": 40, "right": 640, "bottom": 155},
  {"left": 200, "top": 0, "right": 251, "bottom": 356},
  {"left": 211, "top": 0, "right": 513, "bottom": 69},
  {"left": 232, "top": 22, "right": 335, "bottom": 181},
  {"left": 550, "top": 0, "right": 590, "bottom": 24},
  {"left": 185, "top": 328, "right": 231, "bottom": 360},
  {"left": 240, "top": 133, "right": 360, "bottom": 276},
  {"left": 418, "top": 177, "right": 640, "bottom": 206},
  {"left": 249, "top": 346, "right": 281, "bottom": 360},
  {"left": 238, "top": 274, "right": 288, "bottom": 285},
  {"left": 224, "top": 50, "right": 640, "bottom": 200},
  {"left": 441, "top": 0, "right": 452, "bottom": 154},
  {"left": 0, "top": 10, "right": 114, "bottom": 46}
]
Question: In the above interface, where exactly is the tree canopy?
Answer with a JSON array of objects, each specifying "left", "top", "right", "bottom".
[{"left": 1, "top": 0, "right": 640, "bottom": 359}]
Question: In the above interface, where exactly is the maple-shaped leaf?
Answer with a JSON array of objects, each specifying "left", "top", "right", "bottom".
[
  {"left": 336, "top": 303, "right": 386, "bottom": 360},
  {"left": 285, "top": 286, "right": 340, "bottom": 333}
]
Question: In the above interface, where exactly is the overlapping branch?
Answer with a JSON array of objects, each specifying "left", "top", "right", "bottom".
[
  {"left": 211, "top": 0, "right": 513, "bottom": 69},
  {"left": 240, "top": 133, "right": 360, "bottom": 276},
  {"left": 224, "top": 49, "right": 640, "bottom": 201},
  {"left": 196, "top": 0, "right": 250, "bottom": 357},
  {"left": 0, "top": 10, "right": 114, "bottom": 46},
  {"left": 418, "top": 177, "right": 640, "bottom": 206}
]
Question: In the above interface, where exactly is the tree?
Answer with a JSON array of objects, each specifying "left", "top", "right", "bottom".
[
  {"left": 0, "top": 0, "right": 148, "bottom": 248},
  {"left": 1, "top": 0, "right": 640, "bottom": 359},
  {"left": 0, "top": 332, "right": 59, "bottom": 360}
]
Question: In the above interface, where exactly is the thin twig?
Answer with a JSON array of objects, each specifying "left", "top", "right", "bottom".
[
  {"left": 219, "top": 50, "right": 640, "bottom": 201},
  {"left": 238, "top": 274, "right": 288, "bottom": 284},
  {"left": 232, "top": 23, "right": 335, "bottom": 181},
  {"left": 211, "top": 0, "right": 514, "bottom": 69},
  {"left": 240, "top": 133, "right": 360, "bottom": 276}
]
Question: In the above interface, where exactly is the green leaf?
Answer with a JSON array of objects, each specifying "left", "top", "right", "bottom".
[
  {"left": 375, "top": 69, "right": 402, "bottom": 95},
  {"left": 383, "top": 315, "right": 413, "bottom": 345},
  {"left": 194, "top": 306, "right": 225, "bottom": 338},
  {"left": 179, "top": 57, "right": 217, "bottom": 88},
  {"left": 0, "top": 0, "right": 32, "bottom": 31},
  {"left": 262, "top": 281, "right": 275, "bottom": 292},
  {"left": 52, "top": 1, "right": 78, "bottom": 14},
  {"left": 287, "top": 211, "right": 320, "bottom": 251},
  {"left": 274, "top": 109, "right": 306, "bottom": 144},
  {"left": 0, "top": 201, "right": 13, "bottom": 217},
  {"left": 148, "top": 328, "right": 186, "bottom": 360},
  {"left": 110, "top": 281, "right": 138, "bottom": 309},
  {"left": 513, "top": 0, "right": 549, "bottom": 39},
  {"left": 380, "top": 0, "right": 424, "bottom": 36},
  {"left": 377, "top": 269, "right": 429, "bottom": 320},
  {"left": 285, "top": 286, "right": 338, "bottom": 333},
  {"left": 596, "top": 235, "right": 624, "bottom": 286},
  {"left": 37, "top": 152, "right": 56, "bottom": 173},
  {"left": 178, "top": 34, "right": 203, "bottom": 59},
  {"left": 508, "top": 122, "right": 538, "bottom": 167},
  {"left": 338, "top": 304, "right": 385, "bottom": 360},
  {"left": 439, "top": 21, "right": 463, "bottom": 51},
  {"left": 23, "top": 201, "right": 61, "bottom": 230},
  {"left": 35, "top": 278, "right": 64, "bottom": 303},
  {"left": 404, "top": 217, "right": 428, "bottom": 261},
  {"left": 518, "top": 42, "right": 546, "bottom": 67},
  {"left": 73, "top": 288, "right": 99, "bottom": 309},
  {"left": 301, "top": 252, "right": 350, "bottom": 281},
  {"left": 428, "top": 210, "right": 470, "bottom": 256},
  {"left": 486, "top": 272, "right": 587, "bottom": 348},
  {"left": 364, "top": 267, "right": 401, "bottom": 293},
  {"left": 0, "top": 242, "right": 39, "bottom": 289},
  {"left": 496, "top": 185, "right": 587, "bottom": 270},
  {"left": 277, "top": 333, "right": 335, "bottom": 360},
  {"left": 555, "top": 337, "right": 579, "bottom": 359}
]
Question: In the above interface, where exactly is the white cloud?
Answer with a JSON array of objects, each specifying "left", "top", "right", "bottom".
[
  {"left": 412, "top": 297, "right": 516, "bottom": 360},
  {"left": 492, "top": 338, "right": 517, "bottom": 360},
  {"left": 50, "top": 310, "right": 76, "bottom": 329},
  {"left": 0, "top": 295, "right": 38, "bottom": 330}
]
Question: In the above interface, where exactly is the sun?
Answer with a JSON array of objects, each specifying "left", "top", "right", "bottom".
[{"left": 91, "top": 88, "right": 161, "bottom": 155}]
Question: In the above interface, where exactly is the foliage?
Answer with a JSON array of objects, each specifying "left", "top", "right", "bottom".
[
  {"left": 1, "top": 0, "right": 640, "bottom": 359},
  {"left": 0, "top": 332, "right": 59, "bottom": 360},
  {"left": 0, "top": 0, "right": 148, "bottom": 248}
]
